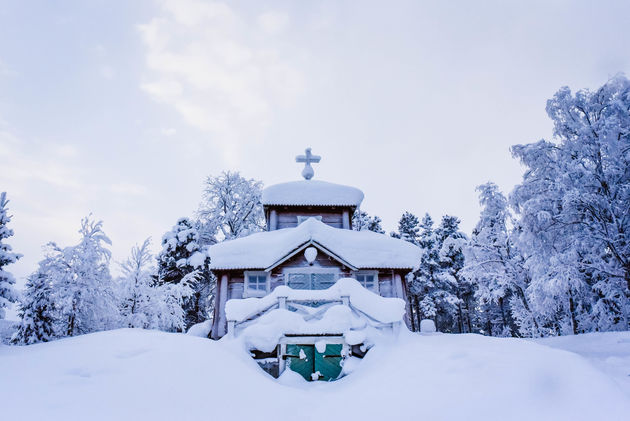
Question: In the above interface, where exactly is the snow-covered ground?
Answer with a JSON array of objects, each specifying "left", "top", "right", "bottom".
[{"left": 1, "top": 329, "right": 629, "bottom": 421}]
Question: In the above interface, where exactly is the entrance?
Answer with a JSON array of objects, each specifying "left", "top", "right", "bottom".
[{"left": 286, "top": 343, "right": 343, "bottom": 381}]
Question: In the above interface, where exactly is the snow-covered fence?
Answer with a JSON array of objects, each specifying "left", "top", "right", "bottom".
[{"left": 225, "top": 278, "right": 406, "bottom": 340}]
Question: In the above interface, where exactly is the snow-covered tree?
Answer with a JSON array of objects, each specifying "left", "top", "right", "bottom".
[
  {"left": 197, "top": 171, "right": 264, "bottom": 242},
  {"left": 511, "top": 75, "right": 630, "bottom": 334},
  {"left": 153, "top": 275, "right": 194, "bottom": 332},
  {"left": 352, "top": 210, "right": 385, "bottom": 233},
  {"left": 391, "top": 211, "right": 420, "bottom": 245},
  {"left": 12, "top": 269, "right": 55, "bottom": 345},
  {"left": 0, "top": 192, "right": 20, "bottom": 320},
  {"left": 157, "top": 218, "right": 213, "bottom": 330},
  {"left": 118, "top": 238, "right": 158, "bottom": 329},
  {"left": 52, "top": 216, "right": 118, "bottom": 336},
  {"left": 436, "top": 215, "right": 471, "bottom": 333},
  {"left": 463, "top": 183, "right": 537, "bottom": 337}
]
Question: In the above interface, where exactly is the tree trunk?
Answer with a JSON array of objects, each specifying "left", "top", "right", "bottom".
[
  {"left": 413, "top": 295, "right": 421, "bottom": 332},
  {"left": 568, "top": 289, "right": 579, "bottom": 335}
]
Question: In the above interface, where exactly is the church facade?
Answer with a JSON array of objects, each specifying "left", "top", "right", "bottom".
[{"left": 207, "top": 149, "right": 420, "bottom": 380}]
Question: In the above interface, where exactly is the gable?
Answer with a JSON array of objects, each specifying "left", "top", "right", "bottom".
[{"left": 207, "top": 218, "right": 421, "bottom": 271}]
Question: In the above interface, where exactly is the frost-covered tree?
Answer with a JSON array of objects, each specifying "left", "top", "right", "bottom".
[
  {"left": 436, "top": 215, "right": 471, "bottom": 333},
  {"left": 391, "top": 211, "right": 420, "bottom": 245},
  {"left": 352, "top": 210, "right": 385, "bottom": 233},
  {"left": 0, "top": 192, "right": 20, "bottom": 320},
  {"left": 157, "top": 218, "right": 213, "bottom": 330},
  {"left": 52, "top": 216, "right": 118, "bottom": 336},
  {"left": 197, "top": 171, "right": 264, "bottom": 242},
  {"left": 409, "top": 214, "right": 463, "bottom": 332},
  {"left": 464, "top": 183, "right": 537, "bottom": 337},
  {"left": 12, "top": 269, "right": 55, "bottom": 345},
  {"left": 118, "top": 238, "right": 158, "bottom": 329},
  {"left": 511, "top": 75, "right": 630, "bottom": 333}
]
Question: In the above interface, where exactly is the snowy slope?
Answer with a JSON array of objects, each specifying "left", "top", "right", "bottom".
[
  {"left": 1, "top": 329, "right": 629, "bottom": 421},
  {"left": 532, "top": 332, "right": 630, "bottom": 398}
]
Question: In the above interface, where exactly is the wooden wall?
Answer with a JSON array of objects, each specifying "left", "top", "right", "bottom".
[
  {"left": 265, "top": 206, "right": 354, "bottom": 230},
  {"left": 211, "top": 265, "right": 412, "bottom": 339}
]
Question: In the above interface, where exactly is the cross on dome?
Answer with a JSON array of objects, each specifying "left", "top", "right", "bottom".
[{"left": 295, "top": 147, "right": 321, "bottom": 180}]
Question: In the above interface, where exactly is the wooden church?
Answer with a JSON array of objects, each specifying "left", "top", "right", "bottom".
[{"left": 207, "top": 149, "right": 420, "bottom": 381}]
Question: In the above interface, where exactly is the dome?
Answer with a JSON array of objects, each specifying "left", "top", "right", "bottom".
[{"left": 262, "top": 180, "right": 364, "bottom": 207}]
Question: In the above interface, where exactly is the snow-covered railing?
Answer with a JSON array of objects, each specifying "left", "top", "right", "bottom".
[{"left": 225, "top": 278, "right": 406, "bottom": 339}]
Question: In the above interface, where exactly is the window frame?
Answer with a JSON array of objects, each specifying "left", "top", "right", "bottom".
[
  {"left": 243, "top": 271, "right": 270, "bottom": 298},
  {"left": 353, "top": 270, "right": 379, "bottom": 294},
  {"left": 297, "top": 215, "right": 323, "bottom": 225},
  {"left": 283, "top": 267, "right": 340, "bottom": 290}
]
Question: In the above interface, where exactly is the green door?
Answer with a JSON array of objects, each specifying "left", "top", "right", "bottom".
[
  {"left": 286, "top": 344, "right": 315, "bottom": 381},
  {"left": 286, "top": 344, "right": 343, "bottom": 381},
  {"left": 315, "top": 344, "right": 343, "bottom": 381}
]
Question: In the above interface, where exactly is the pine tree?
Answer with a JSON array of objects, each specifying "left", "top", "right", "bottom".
[
  {"left": 54, "top": 216, "right": 118, "bottom": 336},
  {"left": 352, "top": 210, "right": 385, "bottom": 233},
  {"left": 436, "top": 215, "right": 471, "bottom": 333},
  {"left": 0, "top": 192, "right": 20, "bottom": 320},
  {"left": 157, "top": 218, "right": 213, "bottom": 330},
  {"left": 391, "top": 211, "right": 420, "bottom": 245},
  {"left": 118, "top": 238, "right": 157, "bottom": 329},
  {"left": 12, "top": 270, "right": 55, "bottom": 344}
]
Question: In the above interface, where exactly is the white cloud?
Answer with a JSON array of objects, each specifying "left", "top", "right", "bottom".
[
  {"left": 100, "top": 65, "right": 115, "bottom": 80},
  {"left": 138, "top": 0, "right": 304, "bottom": 160},
  {"left": 257, "top": 11, "right": 289, "bottom": 34}
]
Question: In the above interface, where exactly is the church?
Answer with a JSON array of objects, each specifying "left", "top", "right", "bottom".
[{"left": 207, "top": 149, "right": 420, "bottom": 380}]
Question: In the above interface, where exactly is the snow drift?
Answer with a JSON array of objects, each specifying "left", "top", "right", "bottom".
[{"left": 1, "top": 329, "right": 629, "bottom": 420}]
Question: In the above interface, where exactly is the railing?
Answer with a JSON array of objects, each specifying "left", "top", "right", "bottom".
[{"left": 227, "top": 294, "right": 395, "bottom": 338}]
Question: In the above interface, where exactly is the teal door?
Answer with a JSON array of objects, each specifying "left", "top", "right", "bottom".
[
  {"left": 286, "top": 344, "right": 343, "bottom": 381},
  {"left": 286, "top": 344, "right": 314, "bottom": 381},
  {"left": 315, "top": 344, "right": 343, "bottom": 381}
]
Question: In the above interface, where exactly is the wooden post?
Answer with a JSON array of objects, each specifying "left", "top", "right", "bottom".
[
  {"left": 278, "top": 296, "right": 287, "bottom": 309},
  {"left": 217, "top": 274, "right": 229, "bottom": 337},
  {"left": 279, "top": 342, "right": 286, "bottom": 374},
  {"left": 341, "top": 295, "right": 350, "bottom": 306},
  {"left": 342, "top": 210, "right": 350, "bottom": 230},
  {"left": 270, "top": 209, "right": 278, "bottom": 231},
  {"left": 227, "top": 320, "right": 235, "bottom": 338}
]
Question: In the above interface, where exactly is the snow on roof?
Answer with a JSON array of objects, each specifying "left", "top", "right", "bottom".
[
  {"left": 207, "top": 217, "right": 421, "bottom": 270},
  {"left": 261, "top": 180, "right": 364, "bottom": 207}
]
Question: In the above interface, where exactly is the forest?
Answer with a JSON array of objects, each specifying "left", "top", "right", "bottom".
[{"left": 1, "top": 75, "right": 629, "bottom": 344}]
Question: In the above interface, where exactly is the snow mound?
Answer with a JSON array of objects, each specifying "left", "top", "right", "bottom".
[
  {"left": 186, "top": 320, "right": 211, "bottom": 338},
  {"left": 262, "top": 179, "right": 364, "bottom": 207},
  {"left": 208, "top": 217, "right": 421, "bottom": 270},
  {"left": 227, "top": 279, "right": 405, "bottom": 351},
  {"left": 1, "top": 329, "right": 629, "bottom": 420}
]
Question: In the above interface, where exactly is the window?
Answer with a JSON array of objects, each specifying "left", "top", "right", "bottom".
[
  {"left": 284, "top": 268, "right": 338, "bottom": 290},
  {"left": 244, "top": 271, "right": 268, "bottom": 298},
  {"left": 355, "top": 271, "right": 378, "bottom": 293},
  {"left": 297, "top": 215, "right": 322, "bottom": 225}
]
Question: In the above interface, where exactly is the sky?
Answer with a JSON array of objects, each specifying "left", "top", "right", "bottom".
[{"left": 1, "top": 0, "right": 630, "bottom": 305}]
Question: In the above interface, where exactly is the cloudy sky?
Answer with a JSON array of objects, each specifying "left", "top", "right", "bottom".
[{"left": 1, "top": 0, "right": 630, "bottom": 298}]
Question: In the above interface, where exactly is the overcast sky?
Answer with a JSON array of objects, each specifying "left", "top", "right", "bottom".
[{"left": 1, "top": 0, "right": 630, "bottom": 300}]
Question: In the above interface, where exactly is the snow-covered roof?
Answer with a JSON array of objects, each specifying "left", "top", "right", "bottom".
[
  {"left": 207, "top": 218, "right": 420, "bottom": 270},
  {"left": 261, "top": 180, "right": 364, "bottom": 207}
]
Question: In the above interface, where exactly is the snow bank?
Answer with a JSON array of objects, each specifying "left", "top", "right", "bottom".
[
  {"left": 532, "top": 331, "right": 630, "bottom": 396},
  {"left": 186, "top": 320, "right": 211, "bottom": 338},
  {"left": 1, "top": 329, "right": 629, "bottom": 420},
  {"left": 208, "top": 217, "right": 421, "bottom": 270},
  {"left": 262, "top": 179, "right": 364, "bottom": 207}
]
